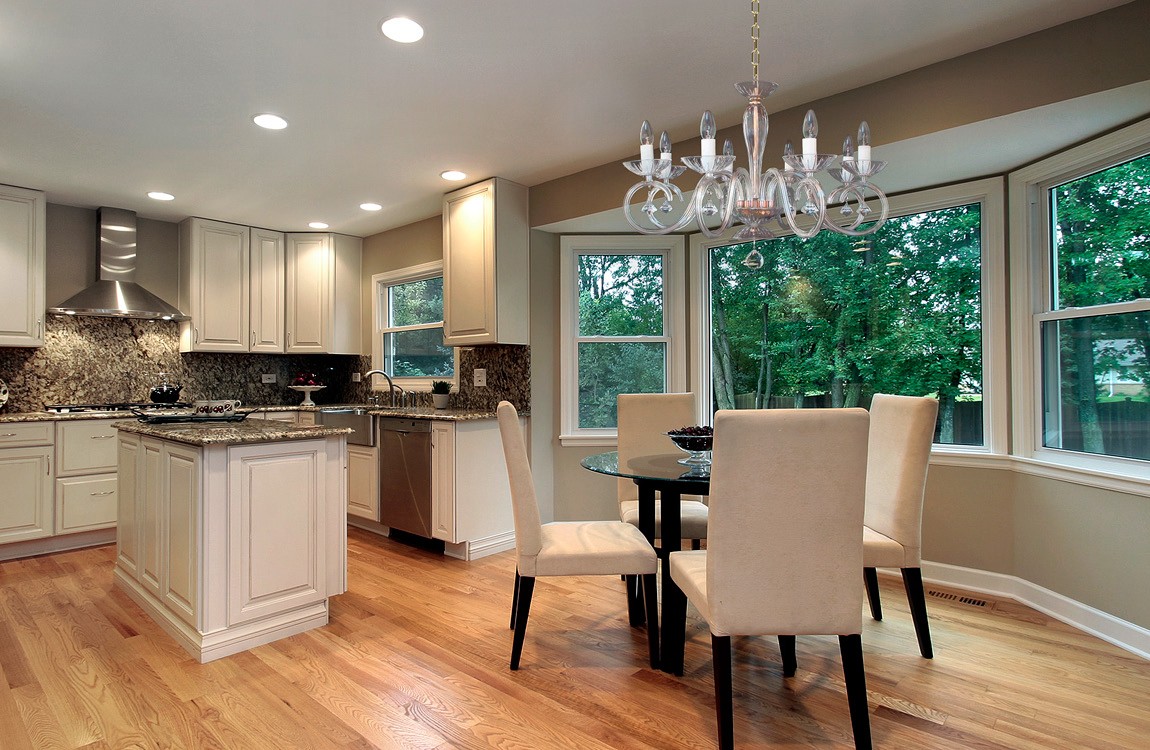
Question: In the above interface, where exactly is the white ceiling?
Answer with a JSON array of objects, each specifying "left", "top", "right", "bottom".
[{"left": 0, "top": 0, "right": 1138, "bottom": 237}]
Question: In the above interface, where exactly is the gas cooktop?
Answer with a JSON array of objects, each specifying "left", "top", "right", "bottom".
[{"left": 44, "top": 402, "right": 193, "bottom": 414}]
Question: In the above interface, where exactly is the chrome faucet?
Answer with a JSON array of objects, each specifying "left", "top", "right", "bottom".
[{"left": 363, "top": 370, "right": 405, "bottom": 407}]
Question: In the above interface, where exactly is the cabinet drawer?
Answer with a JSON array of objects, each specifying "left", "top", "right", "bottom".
[
  {"left": 56, "top": 475, "right": 117, "bottom": 533},
  {"left": 0, "top": 422, "right": 54, "bottom": 448},
  {"left": 56, "top": 420, "right": 119, "bottom": 475}
]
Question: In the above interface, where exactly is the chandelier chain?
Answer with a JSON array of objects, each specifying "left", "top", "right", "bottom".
[{"left": 751, "top": 0, "right": 760, "bottom": 81}]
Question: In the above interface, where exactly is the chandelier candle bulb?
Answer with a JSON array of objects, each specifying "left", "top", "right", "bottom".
[
  {"left": 857, "top": 121, "right": 873, "bottom": 167},
  {"left": 700, "top": 110, "right": 717, "bottom": 171},
  {"left": 640, "top": 120, "right": 655, "bottom": 170},
  {"left": 783, "top": 140, "right": 795, "bottom": 172},
  {"left": 659, "top": 131, "right": 672, "bottom": 161}
]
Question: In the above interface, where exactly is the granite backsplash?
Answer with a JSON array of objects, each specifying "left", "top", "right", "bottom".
[{"left": 0, "top": 316, "right": 530, "bottom": 414}]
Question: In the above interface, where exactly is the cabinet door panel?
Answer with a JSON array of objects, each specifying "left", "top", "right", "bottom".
[
  {"left": 285, "top": 235, "right": 330, "bottom": 352},
  {"left": 347, "top": 444, "right": 378, "bottom": 521},
  {"left": 116, "top": 436, "right": 140, "bottom": 576},
  {"left": 163, "top": 445, "right": 199, "bottom": 627},
  {"left": 56, "top": 475, "right": 117, "bottom": 533},
  {"left": 56, "top": 420, "right": 118, "bottom": 476},
  {"left": 0, "top": 185, "right": 45, "bottom": 347},
  {"left": 0, "top": 447, "right": 53, "bottom": 543},
  {"left": 228, "top": 444, "right": 325, "bottom": 625},
  {"left": 250, "top": 228, "right": 285, "bottom": 352},
  {"left": 431, "top": 422, "right": 456, "bottom": 542},
  {"left": 140, "top": 439, "right": 164, "bottom": 598},
  {"left": 443, "top": 185, "right": 494, "bottom": 343},
  {"left": 181, "top": 219, "right": 250, "bottom": 352}
]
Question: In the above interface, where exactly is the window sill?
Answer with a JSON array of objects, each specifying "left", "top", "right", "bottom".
[
  {"left": 930, "top": 448, "right": 1150, "bottom": 497},
  {"left": 559, "top": 433, "right": 618, "bottom": 448}
]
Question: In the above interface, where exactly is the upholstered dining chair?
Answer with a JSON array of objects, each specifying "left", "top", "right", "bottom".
[
  {"left": 616, "top": 392, "right": 710, "bottom": 544},
  {"left": 862, "top": 393, "right": 939, "bottom": 658},
  {"left": 496, "top": 401, "right": 659, "bottom": 670},
  {"left": 668, "top": 408, "right": 872, "bottom": 750}
]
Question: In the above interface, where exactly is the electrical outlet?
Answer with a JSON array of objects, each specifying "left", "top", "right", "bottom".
[
  {"left": 351, "top": 372, "right": 362, "bottom": 382},
  {"left": 473, "top": 368, "right": 487, "bottom": 387},
  {"left": 260, "top": 373, "right": 276, "bottom": 384}
]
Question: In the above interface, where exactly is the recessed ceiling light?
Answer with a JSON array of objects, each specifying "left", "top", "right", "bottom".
[
  {"left": 147, "top": 191, "right": 175, "bottom": 201},
  {"left": 360, "top": 202, "right": 383, "bottom": 211},
  {"left": 440, "top": 170, "right": 467, "bottom": 181},
  {"left": 308, "top": 221, "right": 329, "bottom": 229},
  {"left": 253, "top": 113, "right": 288, "bottom": 130},
  {"left": 381, "top": 17, "right": 424, "bottom": 43}
]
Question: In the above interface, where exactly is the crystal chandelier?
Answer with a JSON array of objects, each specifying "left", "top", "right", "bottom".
[{"left": 622, "top": 0, "right": 889, "bottom": 266}]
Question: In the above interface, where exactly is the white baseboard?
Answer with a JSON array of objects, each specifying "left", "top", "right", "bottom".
[
  {"left": 920, "top": 560, "right": 1150, "bottom": 661},
  {"left": 444, "top": 531, "right": 516, "bottom": 561}
]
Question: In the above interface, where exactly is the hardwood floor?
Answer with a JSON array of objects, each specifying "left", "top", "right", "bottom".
[{"left": 1, "top": 528, "right": 1148, "bottom": 749}]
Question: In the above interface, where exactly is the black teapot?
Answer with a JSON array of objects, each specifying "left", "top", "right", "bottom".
[{"left": 149, "top": 372, "right": 183, "bottom": 404}]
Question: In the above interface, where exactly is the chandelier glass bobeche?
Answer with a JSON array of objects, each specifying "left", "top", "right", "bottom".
[{"left": 622, "top": 1, "right": 889, "bottom": 265}]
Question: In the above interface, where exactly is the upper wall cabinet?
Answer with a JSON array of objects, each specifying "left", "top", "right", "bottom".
[
  {"left": 442, "top": 178, "right": 529, "bottom": 346},
  {"left": 0, "top": 184, "right": 46, "bottom": 347},
  {"left": 178, "top": 218, "right": 285, "bottom": 353},
  {"left": 285, "top": 233, "right": 362, "bottom": 355}
]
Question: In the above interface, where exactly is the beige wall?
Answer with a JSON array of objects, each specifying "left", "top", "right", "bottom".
[{"left": 359, "top": 215, "right": 442, "bottom": 353}]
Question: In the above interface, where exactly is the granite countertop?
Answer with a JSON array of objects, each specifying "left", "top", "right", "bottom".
[
  {"left": 1, "top": 403, "right": 518, "bottom": 423},
  {"left": 112, "top": 419, "right": 353, "bottom": 447}
]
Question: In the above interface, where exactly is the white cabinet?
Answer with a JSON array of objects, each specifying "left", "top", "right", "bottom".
[
  {"left": 285, "top": 233, "right": 361, "bottom": 354},
  {"left": 248, "top": 410, "right": 298, "bottom": 423},
  {"left": 116, "top": 432, "right": 347, "bottom": 662},
  {"left": 442, "top": 177, "right": 529, "bottom": 346},
  {"left": 54, "top": 419, "right": 119, "bottom": 534},
  {"left": 347, "top": 444, "right": 379, "bottom": 521},
  {"left": 0, "top": 422, "right": 53, "bottom": 543},
  {"left": 430, "top": 418, "right": 516, "bottom": 560},
  {"left": 0, "top": 184, "right": 46, "bottom": 347},
  {"left": 178, "top": 218, "right": 285, "bottom": 353}
]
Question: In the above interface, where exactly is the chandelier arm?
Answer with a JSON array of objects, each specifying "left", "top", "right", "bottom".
[
  {"left": 624, "top": 180, "right": 681, "bottom": 234},
  {"left": 779, "top": 175, "right": 826, "bottom": 239},
  {"left": 694, "top": 174, "right": 731, "bottom": 239},
  {"left": 822, "top": 186, "right": 890, "bottom": 237}
]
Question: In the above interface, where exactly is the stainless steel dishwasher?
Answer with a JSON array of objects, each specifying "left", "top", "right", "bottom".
[{"left": 377, "top": 417, "right": 434, "bottom": 538}]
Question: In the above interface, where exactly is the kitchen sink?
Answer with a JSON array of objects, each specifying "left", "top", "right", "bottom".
[{"left": 316, "top": 407, "right": 375, "bottom": 446}]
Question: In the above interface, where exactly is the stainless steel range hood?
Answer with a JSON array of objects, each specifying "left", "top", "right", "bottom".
[{"left": 47, "top": 207, "right": 189, "bottom": 321}]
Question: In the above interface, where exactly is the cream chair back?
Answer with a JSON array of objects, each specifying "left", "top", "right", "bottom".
[
  {"left": 863, "top": 394, "right": 938, "bottom": 563},
  {"left": 496, "top": 402, "right": 543, "bottom": 569},
  {"left": 705, "top": 408, "right": 869, "bottom": 636},
  {"left": 616, "top": 393, "right": 696, "bottom": 503}
]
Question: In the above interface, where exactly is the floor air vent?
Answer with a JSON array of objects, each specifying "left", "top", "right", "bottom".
[{"left": 927, "top": 590, "right": 987, "bottom": 607}]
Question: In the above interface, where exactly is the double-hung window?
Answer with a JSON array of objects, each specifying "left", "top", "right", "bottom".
[
  {"left": 559, "top": 236, "right": 686, "bottom": 445},
  {"left": 371, "top": 261, "right": 457, "bottom": 390},
  {"left": 1010, "top": 119, "right": 1150, "bottom": 487}
]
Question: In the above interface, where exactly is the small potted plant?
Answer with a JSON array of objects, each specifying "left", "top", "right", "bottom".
[{"left": 430, "top": 380, "right": 451, "bottom": 409}]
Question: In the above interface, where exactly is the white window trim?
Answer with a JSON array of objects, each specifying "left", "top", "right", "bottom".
[
  {"left": 689, "top": 177, "right": 1009, "bottom": 459},
  {"left": 371, "top": 260, "right": 459, "bottom": 392},
  {"left": 559, "top": 235, "right": 687, "bottom": 446},
  {"left": 1008, "top": 118, "right": 1150, "bottom": 495}
]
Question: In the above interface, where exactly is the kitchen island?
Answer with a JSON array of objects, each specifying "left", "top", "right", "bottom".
[{"left": 113, "top": 418, "right": 351, "bottom": 663}]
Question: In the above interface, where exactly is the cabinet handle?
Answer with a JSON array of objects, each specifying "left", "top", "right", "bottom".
[
  {"left": 0, "top": 432, "right": 16, "bottom": 437},
  {"left": 90, "top": 434, "right": 115, "bottom": 440},
  {"left": 251, "top": 330, "right": 256, "bottom": 347},
  {"left": 47, "top": 456, "right": 51, "bottom": 475},
  {"left": 38, "top": 317, "right": 43, "bottom": 339},
  {"left": 89, "top": 490, "right": 115, "bottom": 496},
  {"left": 194, "top": 326, "right": 199, "bottom": 344}
]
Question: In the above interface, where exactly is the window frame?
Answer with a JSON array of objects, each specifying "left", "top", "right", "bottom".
[
  {"left": 689, "top": 177, "right": 1008, "bottom": 463},
  {"left": 370, "top": 260, "right": 458, "bottom": 392},
  {"left": 559, "top": 235, "right": 687, "bottom": 446},
  {"left": 1009, "top": 118, "right": 1150, "bottom": 493}
]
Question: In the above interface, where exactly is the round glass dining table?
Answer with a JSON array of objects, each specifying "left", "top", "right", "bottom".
[{"left": 581, "top": 450, "right": 710, "bottom": 674}]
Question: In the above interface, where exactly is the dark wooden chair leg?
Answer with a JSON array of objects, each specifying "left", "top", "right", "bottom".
[
  {"left": 901, "top": 567, "right": 934, "bottom": 658},
  {"left": 838, "top": 634, "right": 872, "bottom": 750},
  {"left": 712, "top": 634, "right": 734, "bottom": 750},
  {"left": 510, "top": 575, "right": 536, "bottom": 670},
  {"left": 863, "top": 567, "right": 882, "bottom": 620},
  {"left": 642, "top": 573, "right": 659, "bottom": 669},
  {"left": 691, "top": 538, "right": 702, "bottom": 550},
  {"left": 663, "top": 579, "right": 688, "bottom": 675},
  {"left": 777, "top": 635, "right": 797, "bottom": 677},
  {"left": 510, "top": 569, "right": 520, "bottom": 629},
  {"left": 625, "top": 574, "right": 646, "bottom": 626}
]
